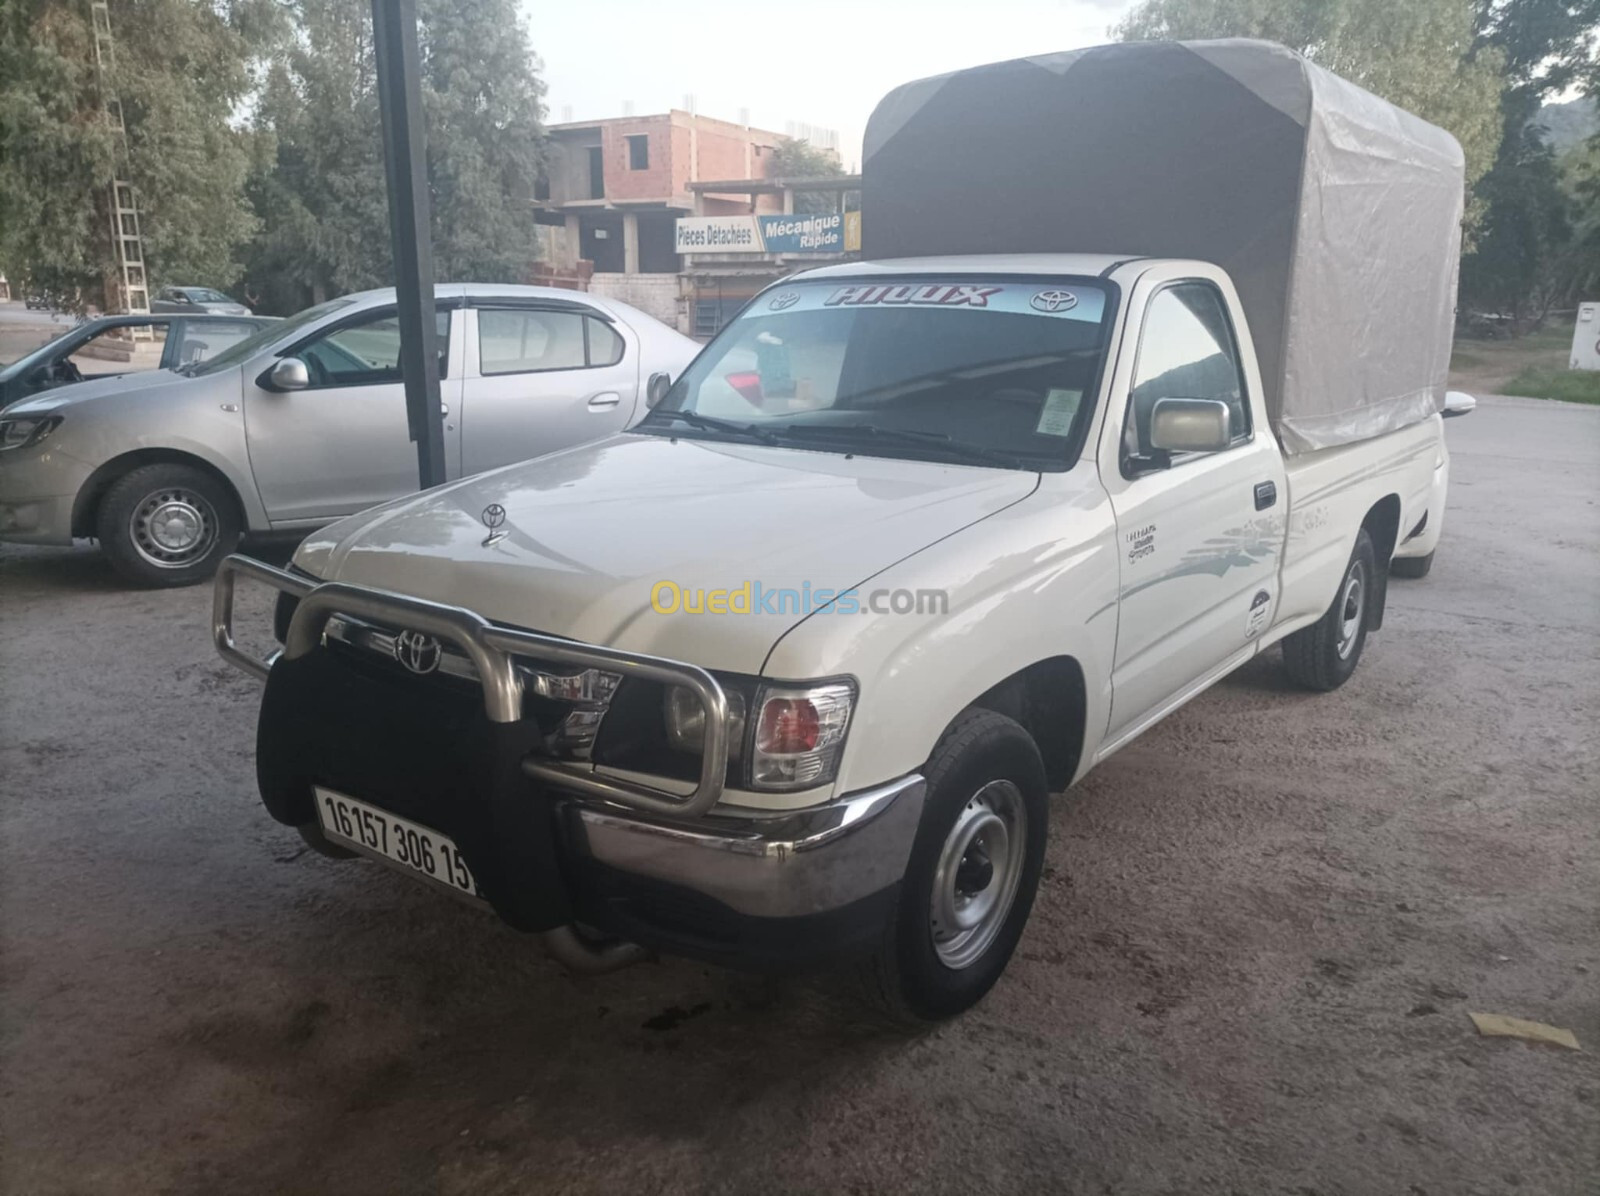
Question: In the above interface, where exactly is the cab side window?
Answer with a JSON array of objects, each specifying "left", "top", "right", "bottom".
[{"left": 1124, "top": 282, "right": 1249, "bottom": 460}]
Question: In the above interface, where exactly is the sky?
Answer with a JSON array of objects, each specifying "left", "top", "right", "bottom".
[{"left": 519, "top": 0, "right": 1141, "bottom": 170}]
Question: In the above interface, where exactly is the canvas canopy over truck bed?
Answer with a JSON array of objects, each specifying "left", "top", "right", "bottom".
[{"left": 861, "top": 38, "right": 1465, "bottom": 454}]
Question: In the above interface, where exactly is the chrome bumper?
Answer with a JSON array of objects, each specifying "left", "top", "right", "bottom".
[
  {"left": 212, "top": 554, "right": 734, "bottom": 818},
  {"left": 567, "top": 773, "right": 926, "bottom": 918}
]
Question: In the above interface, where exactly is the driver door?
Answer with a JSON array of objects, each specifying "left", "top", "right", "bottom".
[{"left": 243, "top": 307, "right": 463, "bottom": 523}]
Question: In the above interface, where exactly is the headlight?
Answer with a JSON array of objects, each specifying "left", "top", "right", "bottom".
[
  {"left": 663, "top": 678, "right": 855, "bottom": 790},
  {"left": 664, "top": 684, "right": 748, "bottom": 760},
  {"left": 0, "top": 415, "right": 62, "bottom": 451}
]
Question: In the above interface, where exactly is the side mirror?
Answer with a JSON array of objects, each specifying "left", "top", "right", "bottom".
[
  {"left": 1442, "top": 390, "right": 1476, "bottom": 418},
  {"left": 1149, "top": 397, "right": 1232, "bottom": 454},
  {"left": 268, "top": 357, "right": 310, "bottom": 391},
  {"left": 646, "top": 371, "right": 672, "bottom": 408}
]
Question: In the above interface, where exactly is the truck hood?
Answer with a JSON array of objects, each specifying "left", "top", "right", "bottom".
[{"left": 294, "top": 434, "right": 1038, "bottom": 673}]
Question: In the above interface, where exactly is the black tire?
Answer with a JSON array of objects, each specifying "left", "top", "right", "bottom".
[
  {"left": 1390, "top": 550, "right": 1434, "bottom": 580},
  {"left": 858, "top": 708, "right": 1049, "bottom": 1024},
  {"left": 95, "top": 462, "right": 241, "bottom": 587},
  {"left": 1282, "top": 527, "right": 1376, "bottom": 692}
]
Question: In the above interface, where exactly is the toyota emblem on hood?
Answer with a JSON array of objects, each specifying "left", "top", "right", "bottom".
[{"left": 481, "top": 503, "right": 508, "bottom": 547}]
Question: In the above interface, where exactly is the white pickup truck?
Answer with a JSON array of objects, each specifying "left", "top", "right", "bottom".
[{"left": 215, "top": 41, "right": 1469, "bottom": 1020}]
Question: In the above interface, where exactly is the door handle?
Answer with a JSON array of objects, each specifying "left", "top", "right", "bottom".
[
  {"left": 586, "top": 392, "right": 622, "bottom": 411},
  {"left": 1254, "top": 480, "right": 1277, "bottom": 510}
]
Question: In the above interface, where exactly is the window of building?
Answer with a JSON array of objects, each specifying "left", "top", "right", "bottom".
[
  {"left": 534, "top": 173, "right": 550, "bottom": 202},
  {"left": 587, "top": 146, "right": 605, "bottom": 199},
  {"left": 627, "top": 134, "right": 649, "bottom": 171}
]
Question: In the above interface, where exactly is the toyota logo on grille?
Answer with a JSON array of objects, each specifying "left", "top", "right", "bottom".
[
  {"left": 1030, "top": 289, "right": 1078, "bottom": 313},
  {"left": 393, "top": 630, "right": 443, "bottom": 675}
]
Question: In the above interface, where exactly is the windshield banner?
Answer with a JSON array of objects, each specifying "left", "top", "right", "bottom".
[{"left": 751, "top": 281, "right": 1105, "bottom": 322}]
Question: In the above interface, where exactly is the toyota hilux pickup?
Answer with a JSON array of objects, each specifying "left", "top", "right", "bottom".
[{"left": 214, "top": 40, "right": 1469, "bottom": 1020}]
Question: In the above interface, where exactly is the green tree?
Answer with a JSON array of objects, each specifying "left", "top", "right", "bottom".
[
  {"left": 244, "top": 0, "right": 546, "bottom": 312},
  {"left": 1460, "top": 0, "right": 1600, "bottom": 324},
  {"left": 1114, "top": 0, "right": 1506, "bottom": 218},
  {"left": 0, "top": 0, "right": 261, "bottom": 308},
  {"left": 1460, "top": 121, "right": 1573, "bottom": 326},
  {"left": 768, "top": 136, "right": 847, "bottom": 215}
]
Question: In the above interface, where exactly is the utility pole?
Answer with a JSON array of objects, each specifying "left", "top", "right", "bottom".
[
  {"left": 88, "top": 1, "right": 150, "bottom": 322},
  {"left": 372, "top": 0, "right": 446, "bottom": 489}
]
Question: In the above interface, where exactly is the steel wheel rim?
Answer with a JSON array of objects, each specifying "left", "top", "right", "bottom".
[
  {"left": 1336, "top": 560, "right": 1366, "bottom": 659},
  {"left": 129, "top": 488, "right": 218, "bottom": 569},
  {"left": 930, "top": 779, "right": 1026, "bottom": 970}
]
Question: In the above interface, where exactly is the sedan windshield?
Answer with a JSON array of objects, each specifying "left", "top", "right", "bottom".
[
  {"left": 186, "top": 297, "right": 353, "bottom": 377},
  {"left": 637, "top": 278, "right": 1111, "bottom": 471}
]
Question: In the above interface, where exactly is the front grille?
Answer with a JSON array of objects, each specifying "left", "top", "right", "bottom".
[{"left": 319, "top": 612, "right": 620, "bottom": 757}]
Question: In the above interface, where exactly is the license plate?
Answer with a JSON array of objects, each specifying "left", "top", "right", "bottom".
[{"left": 314, "top": 786, "right": 479, "bottom": 899}]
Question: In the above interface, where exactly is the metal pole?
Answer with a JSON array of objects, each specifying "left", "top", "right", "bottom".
[{"left": 372, "top": 0, "right": 445, "bottom": 488}]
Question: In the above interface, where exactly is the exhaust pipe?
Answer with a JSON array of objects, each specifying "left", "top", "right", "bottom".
[{"left": 541, "top": 925, "right": 649, "bottom": 974}]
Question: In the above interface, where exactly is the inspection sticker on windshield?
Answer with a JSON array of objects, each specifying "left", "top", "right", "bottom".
[{"left": 1036, "top": 388, "right": 1082, "bottom": 436}]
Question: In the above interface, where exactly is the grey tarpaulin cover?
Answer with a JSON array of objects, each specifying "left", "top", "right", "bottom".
[{"left": 862, "top": 39, "right": 1465, "bottom": 455}]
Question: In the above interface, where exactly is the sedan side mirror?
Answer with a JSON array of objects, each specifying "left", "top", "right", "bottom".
[
  {"left": 268, "top": 357, "right": 310, "bottom": 391},
  {"left": 646, "top": 371, "right": 673, "bottom": 408},
  {"left": 1149, "top": 397, "right": 1232, "bottom": 454},
  {"left": 1442, "top": 390, "right": 1476, "bottom": 418}
]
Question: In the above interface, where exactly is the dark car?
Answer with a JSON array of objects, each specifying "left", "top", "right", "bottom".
[
  {"left": 151, "top": 286, "right": 252, "bottom": 316},
  {"left": 0, "top": 313, "right": 278, "bottom": 410}
]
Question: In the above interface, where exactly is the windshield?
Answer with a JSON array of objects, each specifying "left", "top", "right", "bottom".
[
  {"left": 0, "top": 323, "right": 82, "bottom": 381},
  {"left": 189, "top": 289, "right": 233, "bottom": 303},
  {"left": 186, "top": 297, "right": 353, "bottom": 376},
  {"left": 637, "top": 278, "right": 1111, "bottom": 471}
]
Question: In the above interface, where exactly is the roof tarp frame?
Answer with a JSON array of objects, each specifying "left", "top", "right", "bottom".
[{"left": 862, "top": 39, "right": 1465, "bottom": 454}]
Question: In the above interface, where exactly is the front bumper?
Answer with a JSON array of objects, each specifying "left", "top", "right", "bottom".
[
  {"left": 0, "top": 441, "right": 88, "bottom": 545},
  {"left": 217, "top": 556, "right": 924, "bottom": 969},
  {"left": 0, "top": 491, "right": 75, "bottom": 544}
]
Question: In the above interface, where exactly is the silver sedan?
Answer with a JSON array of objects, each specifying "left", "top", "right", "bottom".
[{"left": 0, "top": 284, "right": 699, "bottom": 586}]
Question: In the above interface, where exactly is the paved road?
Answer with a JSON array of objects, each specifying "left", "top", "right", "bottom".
[{"left": 2, "top": 398, "right": 1596, "bottom": 1195}]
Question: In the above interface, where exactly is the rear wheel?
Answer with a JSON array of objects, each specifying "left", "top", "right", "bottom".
[
  {"left": 96, "top": 462, "right": 240, "bottom": 587},
  {"left": 1282, "top": 528, "right": 1375, "bottom": 691},
  {"left": 859, "top": 708, "right": 1049, "bottom": 1024}
]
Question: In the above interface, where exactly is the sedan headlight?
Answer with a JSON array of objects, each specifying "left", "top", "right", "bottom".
[
  {"left": 0, "top": 415, "right": 62, "bottom": 452},
  {"left": 665, "top": 677, "right": 855, "bottom": 791}
]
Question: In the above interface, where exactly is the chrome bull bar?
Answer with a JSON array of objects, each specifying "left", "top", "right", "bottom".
[{"left": 211, "top": 554, "right": 731, "bottom": 818}]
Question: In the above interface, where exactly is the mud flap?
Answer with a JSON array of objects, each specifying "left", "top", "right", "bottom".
[{"left": 254, "top": 649, "right": 571, "bottom": 932}]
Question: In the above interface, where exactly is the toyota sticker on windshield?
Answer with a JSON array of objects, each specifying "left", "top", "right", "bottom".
[{"left": 761, "top": 282, "right": 1105, "bottom": 322}]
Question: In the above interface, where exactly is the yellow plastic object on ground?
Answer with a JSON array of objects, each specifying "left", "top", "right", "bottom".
[{"left": 1469, "top": 1012, "right": 1581, "bottom": 1051}]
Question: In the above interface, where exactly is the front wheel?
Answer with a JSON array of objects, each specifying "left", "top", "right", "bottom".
[
  {"left": 1282, "top": 528, "right": 1376, "bottom": 691},
  {"left": 859, "top": 709, "right": 1049, "bottom": 1023},
  {"left": 96, "top": 462, "right": 241, "bottom": 587}
]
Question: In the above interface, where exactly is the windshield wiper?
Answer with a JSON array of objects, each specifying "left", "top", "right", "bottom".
[
  {"left": 768, "top": 423, "right": 1025, "bottom": 469},
  {"left": 645, "top": 409, "right": 781, "bottom": 446}
]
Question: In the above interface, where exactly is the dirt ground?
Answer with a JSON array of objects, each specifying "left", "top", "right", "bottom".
[{"left": 1, "top": 397, "right": 1597, "bottom": 1196}]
